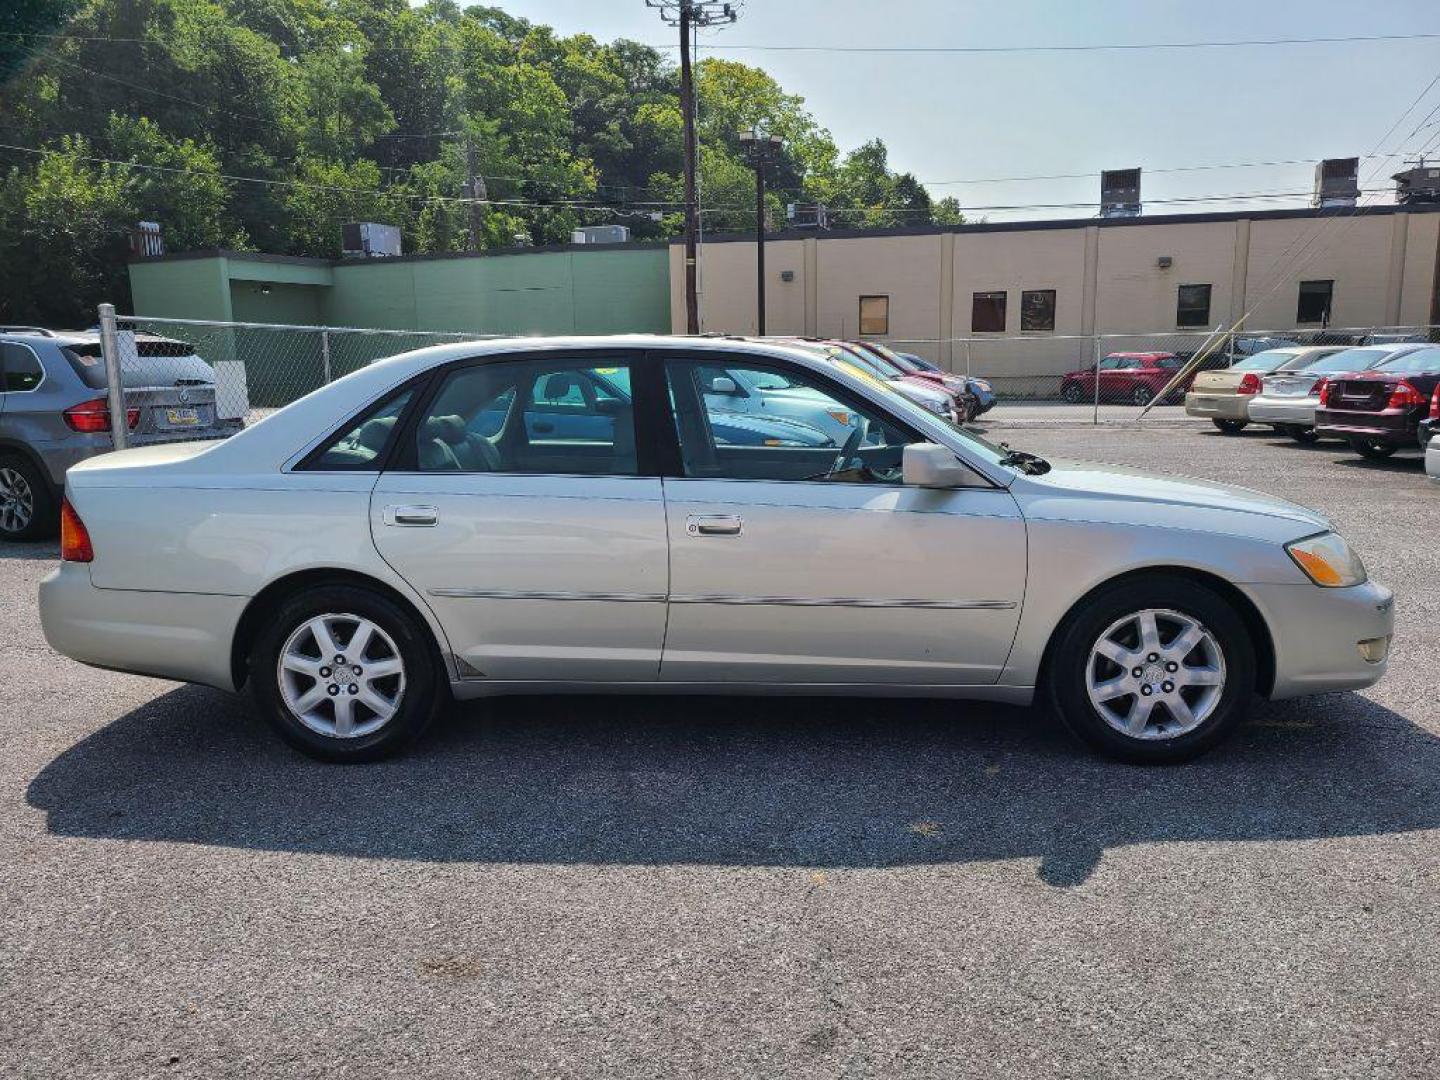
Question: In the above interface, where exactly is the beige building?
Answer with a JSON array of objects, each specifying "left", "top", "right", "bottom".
[{"left": 670, "top": 205, "right": 1440, "bottom": 372}]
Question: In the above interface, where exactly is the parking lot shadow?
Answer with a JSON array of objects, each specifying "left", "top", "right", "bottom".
[{"left": 26, "top": 686, "right": 1440, "bottom": 886}]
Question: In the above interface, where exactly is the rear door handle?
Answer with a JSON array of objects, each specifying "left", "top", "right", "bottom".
[
  {"left": 383, "top": 504, "right": 439, "bottom": 527},
  {"left": 686, "top": 513, "right": 743, "bottom": 537}
]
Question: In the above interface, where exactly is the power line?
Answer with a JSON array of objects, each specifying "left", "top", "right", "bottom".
[{"left": 650, "top": 31, "right": 1440, "bottom": 54}]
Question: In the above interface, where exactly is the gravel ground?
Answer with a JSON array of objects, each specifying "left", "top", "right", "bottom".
[{"left": 2, "top": 422, "right": 1438, "bottom": 1079}]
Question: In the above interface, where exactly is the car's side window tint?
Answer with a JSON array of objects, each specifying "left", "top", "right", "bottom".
[
  {"left": 415, "top": 358, "right": 638, "bottom": 476},
  {"left": 0, "top": 344, "right": 44, "bottom": 392},
  {"left": 310, "top": 389, "right": 414, "bottom": 469},
  {"left": 665, "top": 360, "right": 920, "bottom": 484}
]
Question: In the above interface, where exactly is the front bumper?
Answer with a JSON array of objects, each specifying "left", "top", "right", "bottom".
[
  {"left": 1185, "top": 391, "right": 1250, "bottom": 421},
  {"left": 39, "top": 562, "right": 246, "bottom": 691},
  {"left": 1247, "top": 395, "right": 1317, "bottom": 426},
  {"left": 1242, "top": 579, "right": 1395, "bottom": 699}
]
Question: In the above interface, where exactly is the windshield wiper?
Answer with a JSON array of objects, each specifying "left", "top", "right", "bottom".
[{"left": 997, "top": 442, "right": 1051, "bottom": 475}]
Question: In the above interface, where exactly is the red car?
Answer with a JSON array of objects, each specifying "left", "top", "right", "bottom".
[{"left": 1060, "top": 352, "right": 1187, "bottom": 406}]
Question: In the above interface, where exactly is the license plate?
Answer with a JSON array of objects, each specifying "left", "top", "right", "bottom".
[{"left": 164, "top": 407, "right": 201, "bottom": 427}]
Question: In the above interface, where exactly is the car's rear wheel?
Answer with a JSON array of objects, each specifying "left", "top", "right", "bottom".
[
  {"left": 0, "top": 456, "right": 56, "bottom": 542},
  {"left": 1212, "top": 418, "right": 1247, "bottom": 434},
  {"left": 249, "top": 584, "right": 443, "bottom": 762},
  {"left": 1131, "top": 385, "right": 1154, "bottom": 406},
  {"left": 1060, "top": 382, "right": 1083, "bottom": 404},
  {"left": 1046, "top": 576, "right": 1255, "bottom": 764},
  {"left": 1286, "top": 425, "right": 1319, "bottom": 444},
  {"left": 1349, "top": 437, "right": 1397, "bottom": 460}
]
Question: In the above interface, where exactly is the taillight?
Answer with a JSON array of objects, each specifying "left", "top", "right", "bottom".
[
  {"left": 62, "top": 397, "right": 139, "bottom": 433},
  {"left": 1317, "top": 379, "right": 1332, "bottom": 407},
  {"left": 1386, "top": 381, "right": 1425, "bottom": 409},
  {"left": 1237, "top": 372, "right": 1262, "bottom": 395},
  {"left": 1430, "top": 385, "right": 1439, "bottom": 420},
  {"left": 59, "top": 498, "right": 93, "bottom": 562}
]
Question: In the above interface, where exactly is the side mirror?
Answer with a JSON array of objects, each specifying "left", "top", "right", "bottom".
[
  {"left": 708, "top": 376, "right": 738, "bottom": 394},
  {"left": 902, "top": 442, "right": 972, "bottom": 488}
]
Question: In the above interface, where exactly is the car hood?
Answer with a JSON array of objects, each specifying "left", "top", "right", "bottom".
[{"left": 1011, "top": 458, "right": 1330, "bottom": 537}]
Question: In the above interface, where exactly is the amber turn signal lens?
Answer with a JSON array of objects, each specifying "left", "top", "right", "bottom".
[{"left": 59, "top": 498, "right": 94, "bottom": 563}]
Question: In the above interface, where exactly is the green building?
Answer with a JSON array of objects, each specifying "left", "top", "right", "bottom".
[{"left": 127, "top": 243, "right": 672, "bottom": 335}]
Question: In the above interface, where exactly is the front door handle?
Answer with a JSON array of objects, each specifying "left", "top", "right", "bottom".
[
  {"left": 383, "top": 504, "right": 439, "bottom": 527},
  {"left": 686, "top": 513, "right": 743, "bottom": 537}
]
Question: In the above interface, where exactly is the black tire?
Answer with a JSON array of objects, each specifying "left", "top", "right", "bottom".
[
  {"left": 248, "top": 583, "right": 444, "bottom": 762},
  {"left": 1349, "top": 437, "right": 1397, "bottom": 460},
  {"left": 1287, "top": 426, "right": 1320, "bottom": 445},
  {"left": 1061, "top": 382, "right": 1083, "bottom": 404},
  {"left": 0, "top": 454, "right": 58, "bottom": 542},
  {"left": 1212, "top": 418, "right": 1248, "bottom": 434},
  {"left": 1131, "top": 385, "right": 1154, "bottom": 406},
  {"left": 1045, "top": 576, "right": 1256, "bottom": 765}
]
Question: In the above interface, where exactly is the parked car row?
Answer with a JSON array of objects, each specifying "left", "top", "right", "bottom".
[{"left": 1183, "top": 341, "right": 1440, "bottom": 477}]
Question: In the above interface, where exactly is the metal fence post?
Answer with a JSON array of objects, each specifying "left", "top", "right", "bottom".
[
  {"left": 320, "top": 329, "right": 334, "bottom": 384},
  {"left": 97, "top": 303, "right": 128, "bottom": 451},
  {"left": 1091, "top": 334, "right": 1102, "bottom": 426}
]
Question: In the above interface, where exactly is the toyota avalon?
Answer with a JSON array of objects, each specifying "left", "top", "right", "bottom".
[{"left": 40, "top": 336, "right": 1393, "bottom": 765}]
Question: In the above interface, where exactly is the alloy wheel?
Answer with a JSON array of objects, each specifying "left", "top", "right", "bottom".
[
  {"left": 0, "top": 467, "right": 34, "bottom": 535},
  {"left": 277, "top": 612, "right": 407, "bottom": 739},
  {"left": 1084, "top": 607, "right": 1226, "bottom": 740}
]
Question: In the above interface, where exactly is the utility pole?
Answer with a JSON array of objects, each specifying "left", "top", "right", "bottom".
[
  {"left": 648, "top": 1, "right": 738, "bottom": 333},
  {"left": 739, "top": 129, "right": 783, "bottom": 335},
  {"left": 464, "top": 133, "right": 486, "bottom": 253}
]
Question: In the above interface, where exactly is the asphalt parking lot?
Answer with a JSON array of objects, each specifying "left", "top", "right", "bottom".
[{"left": 3, "top": 420, "right": 1438, "bottom": 1079}]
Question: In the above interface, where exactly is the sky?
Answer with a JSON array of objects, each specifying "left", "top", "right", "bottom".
[{"left": 459, "top": 0, "right": 1440, "bottom": 221}]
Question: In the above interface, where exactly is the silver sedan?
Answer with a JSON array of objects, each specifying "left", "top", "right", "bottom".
[{"left": 40, "top": 336, "right": 1393, "bottom": 764}]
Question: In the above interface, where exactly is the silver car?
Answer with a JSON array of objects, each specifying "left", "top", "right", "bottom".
[
  {"left": 40, "top": 335, "right": 1393, "bottom": 766},
  {"left": 0, "top": 328, "right": 239, "bottom": 540},
  {"left": 1248, "top": 344, "right": 1430, "bottom": 443}
]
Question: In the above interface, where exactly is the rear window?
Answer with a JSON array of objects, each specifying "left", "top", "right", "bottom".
[
  {"left": 1231, "top": 349, "right": 1299, "bottom": 372},
  {"left": 1305, "top": 347, "right": 1392, "bottom": 374},
  {"left": 62, "top": 342, "right": 215, "bottom": 389},
  {"left": 1375, "top": 346, "right": 1440, "bottom": 374}
]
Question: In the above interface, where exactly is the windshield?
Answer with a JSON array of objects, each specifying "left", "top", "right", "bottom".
[
  {"left": 836, "top": 343, "right": 905, "bottom": 379},
  {"left": 1300, "top": 347, "right": 1393, "bottom": 374},
  {"left": 1374, "top": 346, "right": 1440, "bottom": 374},
  {"left": 1231, "top": 349, "right": 1299, "bottom": 372}
]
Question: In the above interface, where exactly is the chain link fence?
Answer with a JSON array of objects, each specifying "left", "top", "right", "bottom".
[
  {"left": 88, "top": 307, "right": 1440, "bottom": 448},
  {"left": 888, "top": 325, "right": 1440, "bottom": 421},
  {"left": 91, "top": 309, "right": 488, "bottom": 448}
]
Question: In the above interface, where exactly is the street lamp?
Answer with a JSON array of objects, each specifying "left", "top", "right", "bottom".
[{"left": 738, "top": 129, "right": 785, "bottom": 335}]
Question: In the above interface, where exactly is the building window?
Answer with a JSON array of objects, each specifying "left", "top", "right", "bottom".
[
  {"left": 1020, "top": 289, "right": 1056, "bottom": 332},
  {"left": 858, "top": 295, "right": 889, "bottom": 336},
  {"left": 971, "top": 291, "right": 1007, "bottom": 333},
  {"left": 1297, "top": 280, "right": 1334, "bottom": 325},
  {"left": 1176, "top": 283, "right": 1212, "bottom": 328}
]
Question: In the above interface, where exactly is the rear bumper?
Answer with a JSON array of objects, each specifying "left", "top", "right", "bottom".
[
  {"left": 39, "top": 562, "right": 245, "bottom": 691},
  {"left": 1185, "top": 392, "right": 1249, "bottom": 420},
  {"left": 1242, "top": 579, "right": 1394, "bottom": 699},
  {"left": 1315, "top": 407, "right": 1418, "bottom": 445},
  {"left": 1247, "top": 396, "right": 1316, "bottom": 426}
]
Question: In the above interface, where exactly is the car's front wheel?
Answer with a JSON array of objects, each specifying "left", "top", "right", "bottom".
[
  {"left": 1060, "top": 382, "right": 1083, "bottom": 403},
  {"left": 0, "top": 456, "right": 56, "bottom": 542},
  {"left": 1212, "top": 418, "right": 1247, "bottom": 434},
  {"left": 249, "top": 584, "right": 443, "bottom": 761},
  {"left": 1131, "top": 385, "right": 1154, "bottom": 406},
  {"left": 1046, "top": 576, "right": 1255, "bottom": 764},
  {"left": 1349, "top": 437, "right": 1397, "bottom": 460}
]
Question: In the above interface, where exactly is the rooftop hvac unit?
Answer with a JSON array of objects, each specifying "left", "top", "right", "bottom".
[
  {"left": 1393, "top": 162, "right": 1440, "bottom": 206},
  {"left": 129, "top": 220, "right": 164, "bottom": 258},
  {"left": 569, "top": 225, "right": 631, "bottom": 245},
  {"left": 1313, "top": 158, "right": 1360, "bottom": 207},
  {"left": 341, "top": 222, "right": 402, "bottom": 259},
  {"left": 1100, "top": 168, "right": 1141, "bottom": 218},
  {"left": 785, "top": 202, "right": 830, "bottom": 229}
]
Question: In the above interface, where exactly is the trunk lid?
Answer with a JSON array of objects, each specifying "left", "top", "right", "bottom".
[
  {"left": 1261, "top": 372, "right": 1322, "bottom": 398},
  {"left": 1328, "top": 375, "right": 1393, "bottom": 413}
]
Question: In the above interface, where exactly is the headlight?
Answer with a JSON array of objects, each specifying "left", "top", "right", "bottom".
[{"left": 1286, "top": 532, "right": 1367, "bottom": 587}]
